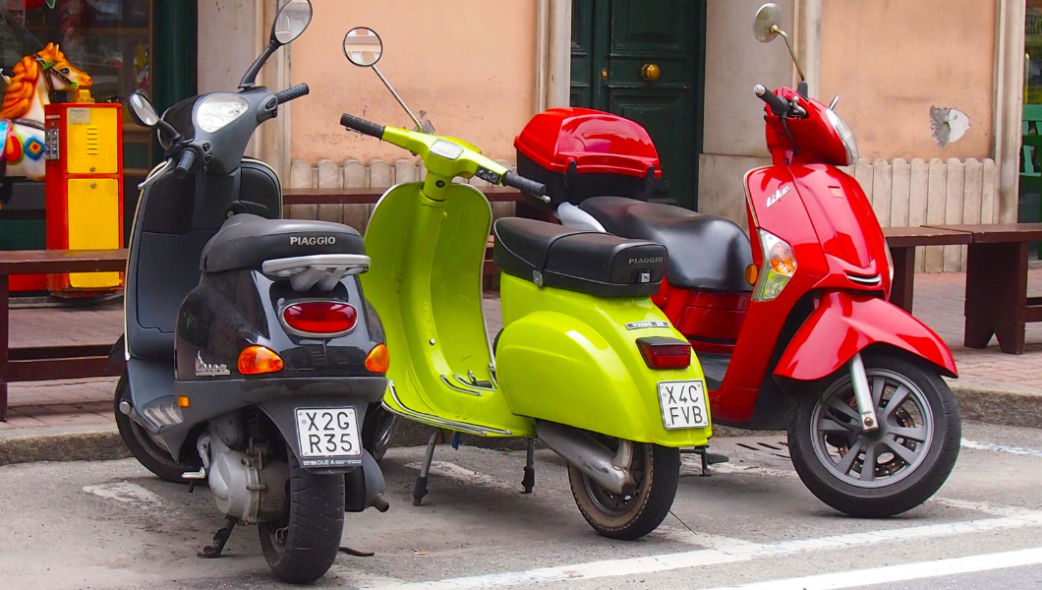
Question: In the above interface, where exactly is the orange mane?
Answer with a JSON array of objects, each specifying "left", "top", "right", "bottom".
[{"left": 1, "top": 43, "right": 67, "bottom": 120}]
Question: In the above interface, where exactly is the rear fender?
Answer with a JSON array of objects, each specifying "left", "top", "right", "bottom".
[
  {"left": 775, "top": 290, "right": 957, "bottom": 382},
  {"left": 257, "top": 396, "right": 369, "bottom": 474}
]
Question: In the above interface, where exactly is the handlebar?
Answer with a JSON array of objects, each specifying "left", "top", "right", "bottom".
[
  {"left": 340, "top": 113, "right": 385, "bottom": 139},
  {"left": 175, "top": 150, "right": 196, "bottom": 178},
  {"left": 754, "top": 84, "right": 790, "bottom": 117},
  {"left": 502, "top": 171, "right": 548, "bottom": 200},
  {"left": 274, "top": 83, "right": 310, "bottom": 105}
]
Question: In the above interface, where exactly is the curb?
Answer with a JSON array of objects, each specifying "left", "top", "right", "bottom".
[
  {"left": 1, "top": 384, "right": 1040, "bottom": 466},
  {"left": 0, "top": 423, "right": 130, "bottom": 466},
  {"left": 949, "top": 382, "right": 1042, "bottom": 430}
]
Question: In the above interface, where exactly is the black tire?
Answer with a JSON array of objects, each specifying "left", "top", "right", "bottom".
[
  {"left": 787, "top": 352, "right": 961, "bottom": 518},
  {"left": 113, "top": 372, "right": 197, "bottom": 484},
  {"left": 259, "top": 449, "right": 345, "bottom": 584},
  {"left": 568, "top": 441, "right": 679, "bottom": 540},
  {"left": 362, "top": 404, "right": 398, "bottom": 462}
]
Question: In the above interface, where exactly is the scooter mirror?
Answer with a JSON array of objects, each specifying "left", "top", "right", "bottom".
[
  {"left": 343, "top": 27, "right": 383, "bottom": 67},
  {"left": 128, "top": 90, "right": 159, "bottom": 127},
  {"left": 753, "top": 3, "right": 783, "bottom": 43},
  {"left": 271, "top": 0, "right": 313, "bottom": 45}
]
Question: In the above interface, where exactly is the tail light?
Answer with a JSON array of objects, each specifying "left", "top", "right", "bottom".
[
  {"left": 637, "top": 337, "right": 692, "bottom": 370},
  {"left": 239, "top": 345, "right": 284, "bottom": 375},
  {"left": 282, "top": 301, "right": 357, "bottom": 336},
  {"left": 365, "top": 343, "right": 390, "bottom": 373}
]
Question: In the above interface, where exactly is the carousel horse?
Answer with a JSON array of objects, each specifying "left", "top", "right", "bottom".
[{"left": 0, "top": 43, "right": 92, "bottom": 208}]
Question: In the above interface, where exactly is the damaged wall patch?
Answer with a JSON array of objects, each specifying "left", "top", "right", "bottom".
[{"left": 930, "top": 106, "right": 970, "bottom": 148}]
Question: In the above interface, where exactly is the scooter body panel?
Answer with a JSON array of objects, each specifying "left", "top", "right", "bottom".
[
  {"left": 775, "top": 290, "right": 958, "bottom": 381},
  {"left": 363, "top": 182, "right": 533, "bottom": 437},
  {"left": 497, "top": 274, "right": 711, "bottom": 447}
]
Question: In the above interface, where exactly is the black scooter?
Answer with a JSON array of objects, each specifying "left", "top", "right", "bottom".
[{"left": 111, "top": 0, "right": 387, "bottom": 583}]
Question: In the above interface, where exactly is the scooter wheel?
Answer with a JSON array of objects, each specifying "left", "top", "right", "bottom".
[
  {"left": 113, "top": 372, "right": 199, "bottom": 484},
  {"left": 259, "top": 449, "right": 345, "bottom": 584},
  {"left": 568, "top": 441, "right": 679, "bottom": 540},
  {"left": 787, "top": 352, "right": 961, "bottom": 518}
]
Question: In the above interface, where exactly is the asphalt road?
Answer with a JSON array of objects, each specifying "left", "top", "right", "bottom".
[{"left": 1, "top": 421, "right": 1041, "bottom": 590}]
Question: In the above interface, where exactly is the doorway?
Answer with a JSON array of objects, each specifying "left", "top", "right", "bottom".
[{"left": 570, "top": 0, "right": 706, "bottom": 209}]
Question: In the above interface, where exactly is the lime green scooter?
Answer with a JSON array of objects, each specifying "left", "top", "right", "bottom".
[{"left": 340, "top": 27, "right": 711, "bottom": 539}]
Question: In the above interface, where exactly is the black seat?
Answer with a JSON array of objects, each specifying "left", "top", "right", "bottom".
[
  {"left": 579, "top": 197, "right": 753, "bottom": 292},
  {"left": 200, "top": 214, "right": 365, "bottom": 273},
  {"left": 493, "top": 217, "right": 667, "bottom": 298}
]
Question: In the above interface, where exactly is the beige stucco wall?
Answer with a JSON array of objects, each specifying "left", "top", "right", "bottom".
[
  {"left": 698, "top": 0, "right": 796, "bottom": 224},
  {"left": 820, "top": 0, "right": 997, "bottom": 161},
  {"left": 289, "top": 0, "right": 538, "bottom": 165}
]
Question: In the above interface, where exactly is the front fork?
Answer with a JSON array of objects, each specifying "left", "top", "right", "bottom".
[{"left": 847, "top": 352, "right": 879, "bottom": 432}]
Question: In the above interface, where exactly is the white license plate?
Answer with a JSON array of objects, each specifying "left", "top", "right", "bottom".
[
  {"left": 295, "top": 408, "right": 362, "bottom": 465},
  {"left": 657, "top": 380, "right": 709, "bottom": 430}
]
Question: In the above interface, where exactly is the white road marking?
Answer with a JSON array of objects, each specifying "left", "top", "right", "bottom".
[
  {"left": 358, "top": 506, "right": 1042, "bottom": 590},
  {"left": 82, "top": 481, "right": 163, "bottom": 506},
  {"left": 699, "top": 546, "right": 1042, "bottom": 589},
  {"left": 404, "top": 461, "right": 520, "bottom": 493},
  {"left": 961, "top": 438, "right": 1042, "bottom": 458},
  {"left": 652, "top": 526, "right": 763, "bottom": 551}
]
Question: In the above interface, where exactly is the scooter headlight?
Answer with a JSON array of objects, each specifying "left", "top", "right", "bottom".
[
  {"left": 753, "top": 229, "right": 797, "bottom": 302},
  {"left": 195, "top": 93, "right": 250, "bottom": 133},
  {"left": 824, "top": 108, "right": 859, "bottom": 166}
]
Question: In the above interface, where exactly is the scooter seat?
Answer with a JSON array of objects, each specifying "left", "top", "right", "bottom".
[
  {"left": 579, "top": 197, "right": 753, "bottom": 293},
  {"left": 200, "top": 214, "right": 366, "bottom": 273},
  {"left": 493, "top": 217, "right": 666, "bottom": 298}
]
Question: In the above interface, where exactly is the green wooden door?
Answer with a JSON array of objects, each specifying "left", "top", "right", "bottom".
[{"left": 571, "top": 0, "right": 705, "bottom": 209}]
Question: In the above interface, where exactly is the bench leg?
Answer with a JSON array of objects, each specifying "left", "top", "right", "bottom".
[
  {"left": 888, "top": 246, "right": 916, "bottom": 313},
  {"left": 1, "top": 275, "right": 8, "bottom": 422},
  {"left": 964, "top": 242, "right": 1027, "bottom": 354}
]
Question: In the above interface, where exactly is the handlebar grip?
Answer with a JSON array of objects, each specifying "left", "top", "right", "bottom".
[
  {"left": 174, "top": 150, "right": 196, "bottom": 178},
  {"left": 340, "top": 113, "right": 385, "bottom": 139},
  {"left": 754, "top": 84, "right": 790, "bottom": 117},
  {"left": 502, "top": 171, "right": 548, "bottom": 200},
  {"left": 274, "top": 83, "right": 310, "bottom": 105}
]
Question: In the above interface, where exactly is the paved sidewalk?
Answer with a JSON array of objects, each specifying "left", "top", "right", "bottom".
[{"left": 3, "top": 270, "right": 1041, "bottom": 431}]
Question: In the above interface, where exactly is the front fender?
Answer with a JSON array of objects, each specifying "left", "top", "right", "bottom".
[{"left": 775, "top": 290, "right": 957, "bottom": 381}]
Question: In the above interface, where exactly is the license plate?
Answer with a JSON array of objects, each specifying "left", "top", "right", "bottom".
[
  {"left": 295, "top": 408, "right": 362, "bottom": 466},
  {"left": 657, "top": 380, "right": 709, "bottom": 430}
]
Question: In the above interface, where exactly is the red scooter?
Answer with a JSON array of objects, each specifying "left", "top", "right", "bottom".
[{"left": 512, "top": 3, "right": 961, "bottom": 517}]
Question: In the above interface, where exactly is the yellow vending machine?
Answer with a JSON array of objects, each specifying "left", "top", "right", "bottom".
[{"left": 44, "top": 99, "right": 124, "bottom": 296}]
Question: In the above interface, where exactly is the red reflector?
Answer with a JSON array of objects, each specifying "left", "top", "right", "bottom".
[
  {"left": 282, "top": 302, "right": 357, "bottom": 335},
  {"left": 637, "top": 337, "right": 692, "bottom": 370}
]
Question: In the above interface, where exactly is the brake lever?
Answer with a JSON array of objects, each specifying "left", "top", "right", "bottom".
[{"left": 137, "top": 159, "right": 174, "bottom": 190}]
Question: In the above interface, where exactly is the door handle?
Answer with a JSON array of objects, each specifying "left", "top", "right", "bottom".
[{"left": 641, "top": 63, "right": 660, "bottom": 82}]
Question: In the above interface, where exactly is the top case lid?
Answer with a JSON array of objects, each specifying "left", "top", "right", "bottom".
[{"left": 514, "top": 107, "right": 661, "bottom": 179}]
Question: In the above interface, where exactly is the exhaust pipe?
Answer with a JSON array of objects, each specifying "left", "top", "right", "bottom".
[{"left": 536, "top": 420, "right": 635, "bottom": 495}]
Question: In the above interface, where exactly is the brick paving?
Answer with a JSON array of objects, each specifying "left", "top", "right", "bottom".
[{"left": 3, "top": 270, "right": 1041, "bottom": 431}]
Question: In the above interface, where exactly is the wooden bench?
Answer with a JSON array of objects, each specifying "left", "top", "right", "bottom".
[
  {"left": 885, "top": 223, "right": 1042, "bottom": 355},
  {"left": 0, "top": 249, "right": 128, "bottom": 422}
]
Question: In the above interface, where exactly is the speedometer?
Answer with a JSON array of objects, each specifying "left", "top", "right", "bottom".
[{"left": 195, "top": 94, "right": 249, "bottom": 133}]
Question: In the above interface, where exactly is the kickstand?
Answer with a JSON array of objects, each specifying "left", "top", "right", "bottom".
[
  {"left": 339, "top": 545, "right": 376, "bottom": 557},
  {"left": 413, "top": 430, "right": 439, "bottom": 506},
  {"left": 521, "top": 438, "right": 535, "bottom": 494},
  {"left": 198, "top": 516, "right": 237, "bottom": 558}
]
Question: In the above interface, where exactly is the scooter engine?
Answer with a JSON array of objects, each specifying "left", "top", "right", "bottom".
[{"left": 196, "top": 424, "right": 289, "bottom": 525}]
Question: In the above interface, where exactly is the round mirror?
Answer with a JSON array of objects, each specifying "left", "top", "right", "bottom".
[
  {"left": 128, "top": 91, "right": 159, "bottom": 127},
  {"left": 343, "top": 27, "right": 383, "bottom": 67},
  {"left": 753, "top": 3, "right": 783, "bottom": 43},
  {"left": 272, "top": 0, "right": 313, "bottom": 45}
]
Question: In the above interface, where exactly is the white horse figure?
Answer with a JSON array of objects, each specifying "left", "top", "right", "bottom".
[{"left": 0, "top": 43, "right": 92, "bottom": 195}]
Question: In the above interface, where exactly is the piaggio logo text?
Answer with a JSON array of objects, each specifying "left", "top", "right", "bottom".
[{"left": 290, "top": 236, "right": 337, "bottom": 246}]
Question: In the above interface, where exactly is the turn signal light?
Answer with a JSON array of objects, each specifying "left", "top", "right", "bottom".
[
  {"left": 282, "top": 301, "right": 357, "bottom": 336},
  {"left": 365, "top": 344, "right": 390, "bottom": 373},
  {"left": 745, "top": 264, "right": 759, "bottom": 285},
  {"left": 636, "top": 337, "right": 692, "bottom": 370},
  {"left": 239, "top": 346, "right": 284, "bottom": 375}
]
